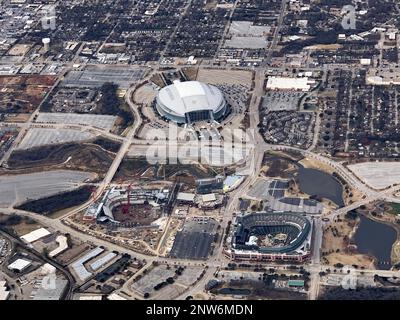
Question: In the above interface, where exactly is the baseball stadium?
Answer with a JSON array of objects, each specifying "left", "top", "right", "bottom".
[{"left": 225, "top": 212, "right": 312, "bottom": 262}]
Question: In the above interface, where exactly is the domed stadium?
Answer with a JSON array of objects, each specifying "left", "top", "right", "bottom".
[
  {"left": 226, "top": 212, "right": 312, "bottom": 262},
  {"left": 155, "top": 81, "right": 228, "bottom": 124}
]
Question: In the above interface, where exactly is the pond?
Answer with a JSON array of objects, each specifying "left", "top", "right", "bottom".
[
  {"left": 354, "top": 215, "right": 397, "bottom": 270},
  {"left": 297, "top": 166, "right": 345, "bottom": 207}
]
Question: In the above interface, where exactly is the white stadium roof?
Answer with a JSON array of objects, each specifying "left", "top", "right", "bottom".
[{"left": 157, "top": 81, "right": 225, "bottom": 116}]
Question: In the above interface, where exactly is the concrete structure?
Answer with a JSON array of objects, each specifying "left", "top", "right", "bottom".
[
  {"left": 155, "top": 81, "right": 227, "bottom": 124},
  {"left": 42, "top": 38, "right": 50, "bottom": 53},
  {"left": 49, "top": 235, "right": 69, "bottom": 258},
  {"left": 223, "top": 175, "right": 245, "bottom": 192},
  {"left": 176, "top": 192, "right": 196, "bottom": 203},
  {"left": 0, "top": 281, "right": 10, "bottom": 301}
]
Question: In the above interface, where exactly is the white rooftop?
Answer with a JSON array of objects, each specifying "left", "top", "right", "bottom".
[
  {"left": 8, "top": 258, "right": 32, "bottom": 271},
  {"left": 20, "top": 228, "right": 51, "bottom": 243},
  {"left": 266, "top": 76, "right": 312, "bottom": 91},
  {"left": 202, "top": 193, "right": 217, "bottom": 202},
  {"left": 177, "top": 192, "right": 196, "bottom": 202}
]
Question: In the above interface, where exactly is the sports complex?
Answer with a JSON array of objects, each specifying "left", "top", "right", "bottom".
[
  {"left": 225, "top": 212, "right": 313, "bottom": 262},
  {"left": 155, "top": 81, "right": 228, "bottom": 124}
]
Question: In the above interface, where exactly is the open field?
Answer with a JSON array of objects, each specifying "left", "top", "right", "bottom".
[
  {"left": 35, "top": 113, "right": 117, "bottom": 132},
  {"left": 133, "top": 83, "right": 157, "bottom": 105},
  {"left": 114, "top": 156, "right": 221, "bottom": 183},
  {"left": 347, "top": 162, "right": 400, "bottom": 189},
  {"left": 0, "top": 75, "right": 56, "bottom": 114},
  {"left": 322, "top": 215, "right": 374, "bottom": 269},
  {"left": 7, "top": 141, "right": 115, "bottom": 174},
  {"left": 196, "top": 68, "right": 253, "bottom": 89},
  {"left": 0, "top": 170, "right": 96, "bottom": 207},
  {"left": 0, "top": 214, "right": 39, "bottom": 236},
  {"left": 17, "top": 128, "right": 95, "bottom": 150}
]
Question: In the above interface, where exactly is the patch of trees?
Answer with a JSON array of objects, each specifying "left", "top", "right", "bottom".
[
  {"left": 345, "top": 210, "right": 358, "bottom": 220},
  {"left": 320, "top": 287, "right": 400, "bottom": 300},
  {"left": 0, "top": 214, "right": 22, "bottom": 226},
  {"left": 16, "top": 186, "right": 92, "bottom": 215},
  {"left": 97, "top": 82, "right": 133, "bottom": 128},
  {"left": 95, "top": 254, "right": 131, "bottom": 283},
  {"left": 281, "top": 29, "right": 340, "bottom": 55},
  {"left": 92, "top": 137, "right": 121, "bottom": 153}
]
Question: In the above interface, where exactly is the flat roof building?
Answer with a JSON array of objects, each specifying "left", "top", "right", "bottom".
[
  {"left": 266, "top": 77, "right": 313, "bottom": 92},
  {"left": 20, "top": 228, "right": 51, "bottom": 243},
  {"left": 8, "top": 258, "right": 32, "bottom": 272}
]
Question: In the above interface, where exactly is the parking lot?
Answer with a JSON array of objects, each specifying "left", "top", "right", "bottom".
[
  {"left": 18, "top": 128, "right": 94, "bottom": 150},
  {"left": 0, "top": 170, "right": 95, "bottom": 207},
  {"left": 62, "top": 66, "right": 146, "bottom": 89},
  {"left": 169, "top": 218, "right": 217, "bottom": 260}
]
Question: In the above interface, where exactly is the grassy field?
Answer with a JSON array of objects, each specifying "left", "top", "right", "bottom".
[{"left": 387, "top": 203, "right": 400, "bottom": 215}]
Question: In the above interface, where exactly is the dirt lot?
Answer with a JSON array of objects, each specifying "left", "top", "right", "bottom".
[
  {"left": 0, "top": 75, "right": 56, "bottom": 114},
  {"left": 197, "top": 68, "right": 253, "bottom": 88},
  {"left": 181, "top": 67, "right": 199, "bottom": 81},
  {"left": 0, "top": 214, "right": 40, "bottom": 236},
  {"left": 299, "top": 157, "right": 335, "bottom": 174},
  {"left": 261, "top": 155, "right": 298, "bottom": 179},
  {"left": 113, "top": 204, "right": 161, "bottom": 225},
  {"left": 114, "top": 156, "right": 220, "bottom": 183},
  {"left": 5, "top": 141, "right": 114, "bottom": 176},
  {"left": 133, "top": 83, "right": 157, "bottom": 105}
]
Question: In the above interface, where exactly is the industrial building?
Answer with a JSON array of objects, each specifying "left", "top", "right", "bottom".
[
  {"left": 155, "top": 81, "right": 228, "bottom": 124},
  {"left": 266, "top": 76, "right": 315, "bottom": 92}
]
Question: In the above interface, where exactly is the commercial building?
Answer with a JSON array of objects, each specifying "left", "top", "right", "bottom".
[
  {"left": 155, "top": 81, "right": 228, "bottom": 124},
  {"left": 20, "top": 228, "right": 51, "bottom": 243},
  {"left": 266, "top": 76, "right": 314, "bottom": 92}
]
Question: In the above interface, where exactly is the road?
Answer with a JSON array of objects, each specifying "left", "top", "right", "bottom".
[
  {"left": 2, "top": 0, "right": 400, "bottom": 300},
  {"left": 0, "top": 227, "right": 75, "bottom": 300}
]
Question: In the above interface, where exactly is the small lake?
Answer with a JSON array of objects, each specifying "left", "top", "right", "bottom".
[
  {"left": 354, "top": 215, "right": 397, "bottom": 270},
  {"left": 218, "top": 288, "right": 251, "bottom": 296},
  {"left": 298, "top": 167, "right": 345, "bottom": 207}
]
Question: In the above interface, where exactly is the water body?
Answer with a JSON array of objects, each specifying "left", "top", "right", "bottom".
[
  {"left": 218, "top": 288, "right": 251, "bottom": 296},
  {"left": 297, "top": 166, "right": 345, "bottom": 207},
  {"left": 354, "top": 215, "right": 397, "bottom": 270}
]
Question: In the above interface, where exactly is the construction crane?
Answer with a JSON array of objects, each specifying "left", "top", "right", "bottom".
[{"left": 122, "top": 184, "right": 132, "bottom": 214}]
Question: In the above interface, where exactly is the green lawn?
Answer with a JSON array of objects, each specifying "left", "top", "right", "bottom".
[{"left": 388, "top": 203, "right": 400, "bottom": 215}]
